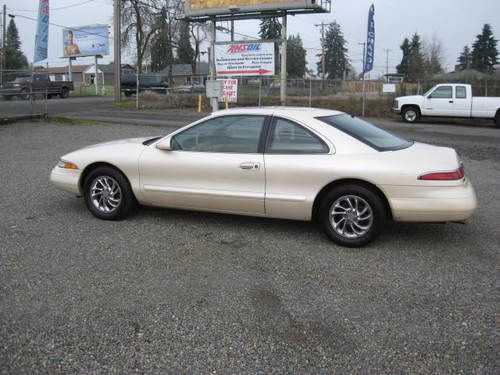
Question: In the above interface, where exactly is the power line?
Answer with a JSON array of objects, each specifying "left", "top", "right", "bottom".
[{"left": 10, "top": 0, "right": 99, "bottom": 13}]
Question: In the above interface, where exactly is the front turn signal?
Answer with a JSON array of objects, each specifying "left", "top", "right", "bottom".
[{"left": 57, "top": 160, "right": 78, "bottom": 169}]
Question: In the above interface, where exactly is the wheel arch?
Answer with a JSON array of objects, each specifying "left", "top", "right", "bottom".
[
  {"left": 401, "top": 104, "right": 421, "bottom": 115},
  {"left": 79, "top": 162, "right": 137, "bottom": 200},
  {"left": 312, "top": 178, "right": 393, "bottom": 222}
]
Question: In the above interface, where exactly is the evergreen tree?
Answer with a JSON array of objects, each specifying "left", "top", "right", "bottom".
[
  {"left": 407, "top": 33, "right": 425, "bottom": 81},
  {"left": 318, "top": 22, "right": 349, "bottom": 80},
  {"left": 396, "top": 38, "right": 411, "bottom": 76},
  {"left": 259, "top": 18, "right": 281, "bottom": 73},
  {"left": 176, "top": 21, "right": 194, "bottom": 66},
  {"left": 471, "top": 24, "right": 498, "bottom": 73},
  {"left": 457, "top": 45, "right": 472, "bottom": 70},
  {"left": 150, "top": 7, "right": 174, "bottom": 72},
  {"left": 286, "top": 34, "right": 306, "bottom": 78},
  {"left": 5, "top": 19, "right": 28, "bottom": 70}
]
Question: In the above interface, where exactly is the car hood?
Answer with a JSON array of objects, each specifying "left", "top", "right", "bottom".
[
  {"left": 396, "top": 95, "right": 423, "bottom": 102},
  {"left": 80, "top": 137, "right": 153, "bottom": 150}
]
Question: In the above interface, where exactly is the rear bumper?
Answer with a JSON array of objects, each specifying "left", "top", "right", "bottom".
[
  {"left": 50, "top": 167, "right": 82, "bottom": 196},
  {"left": 382, "top": 178, "right": 477, "bottom": 222}
]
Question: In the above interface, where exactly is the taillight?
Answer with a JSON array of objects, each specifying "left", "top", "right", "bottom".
[{"left": 418, "top": 165, "right": 464, "bottom": 181}]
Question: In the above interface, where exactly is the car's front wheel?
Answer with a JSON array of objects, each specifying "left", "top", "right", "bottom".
[
  {"left": 83, "top": 166, "right": 136, "bottom": 220},
  {"left": 319, "top": 184, "right": 386, "bottom": 247},
  {"left": 402, "top": 106, "right": 420, "bottom": 123}
]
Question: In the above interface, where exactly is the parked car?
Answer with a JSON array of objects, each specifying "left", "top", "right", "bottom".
[
  {"left": 393, "top": 83, "right": 500, "bottom": 126},
  {"left": 121, "top": 74, "right": 169, "bottom": 96},
  {"left": 0, "top": 73, "right": 74, "bottom": 100},
  {"left": 50, "top": 107, "right": 477, "bottom": 247}
]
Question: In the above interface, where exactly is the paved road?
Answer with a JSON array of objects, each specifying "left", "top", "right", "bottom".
[{"left": 0, "top": 114, "right": 499, "bottom": 373}]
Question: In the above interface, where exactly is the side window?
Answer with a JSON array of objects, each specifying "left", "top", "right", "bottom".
[
  {"left": 267, "top": 118, "right": 328, "bottom": 154},
  {"left": 456, "top": 86, "right": 467, "bottom": 99},
  {"left": 430, "top": 86, "right": 452, "bottom": 99},
  {"left": 171, "top": 115, "right": 265, "bottom": 153}
]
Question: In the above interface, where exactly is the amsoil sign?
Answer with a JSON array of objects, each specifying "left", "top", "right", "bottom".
[{"left": 215, "top": 42, "right": 275, "bottom": 77}]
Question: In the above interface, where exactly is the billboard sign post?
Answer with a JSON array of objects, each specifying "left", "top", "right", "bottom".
[
  {"left": 62, "top": 25, "right": 109, "bottom": 58},
  {"left": 215, "top": 42, "right": 275, "bottom": 77}
]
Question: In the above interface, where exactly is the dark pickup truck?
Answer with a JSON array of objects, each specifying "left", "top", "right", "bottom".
[
  {"left": 121, "top": 74, "right": 169, "bottom": 96},
  {"left": 0, "top": 73, "right": 74, "bottom": 100}
]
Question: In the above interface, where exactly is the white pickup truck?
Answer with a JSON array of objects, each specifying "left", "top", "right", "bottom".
[{"left": 393, "top": 83, "right": 500, "bottom": 126}]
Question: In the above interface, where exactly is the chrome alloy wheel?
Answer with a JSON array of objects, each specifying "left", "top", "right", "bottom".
[
  {"left": 90, "top": 176, "right": 122, "bottom": 213},
  {"left": 329, "top": 195, "right": 373, "bottom": 239},
  {"left": 404, "top": 109, "right": 417, "bottom": 122}
]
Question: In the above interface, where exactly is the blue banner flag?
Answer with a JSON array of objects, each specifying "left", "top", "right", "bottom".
[
  {"left": 364, "top": 4, "right": 375, "bottom": 74},
  {"left": 34, "top": 0, "right": 49, "bottom": 63}
]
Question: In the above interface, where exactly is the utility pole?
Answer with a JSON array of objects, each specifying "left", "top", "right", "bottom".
[
  {"left": 230, "top": 20, "right": 234, "bottom": 41},
  {"left": 1, "top": 4, "right": 6, "bottom": 87},
  {"left": 384, "top": 48, "right": 391, "bottom": 82},
  {"left": 280, "top": 14, "right": 287, "bottom": 106},
  {"left": 359, "top": 42, "right": 366, "bottom": 117},
  {"left": 315, "top": 22, "right": 334, "bottom": 91},
  {"left": 113, "top": 0, "right": 121, "bottom": 102}
]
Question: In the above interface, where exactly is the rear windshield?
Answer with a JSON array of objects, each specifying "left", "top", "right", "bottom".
[{"left": 317, "top": 114, "right": 413, "bottom": 151}]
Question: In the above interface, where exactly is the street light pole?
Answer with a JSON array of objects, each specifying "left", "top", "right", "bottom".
[
  {"left": 359, "top": 42, "right": 366, "bottom": 117},
  {"left": 1, "top": 4, "right": 6, "bottom": 87},
  {"left": 113, "top": 0, "right": 121, "bottom": 102},
  {"left": 280, "top": 14, "right": 287, "bottom": 106}
]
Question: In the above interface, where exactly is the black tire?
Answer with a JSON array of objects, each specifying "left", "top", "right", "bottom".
[
  {"left": 495, "top": 111, "right": 500, "bottom": 127},
  {"left": 60, "top": 87, "right": 69, "bottom": 98},
  {"left": 83, "top": 166, "right": 136, "bottom": 220},
  {"left": 318, "top": 184, "right": 386, "bottom": 247},
  {"left": 20, "top": 88, "right": 30, "bottom": 100},
  {"left": 401, "top": 106, "right": 420, "bottom": 123},
  {"left": 3, "top": 95, "right": 12, "bottom": 101}
]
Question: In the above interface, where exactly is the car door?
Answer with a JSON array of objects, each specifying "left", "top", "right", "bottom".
[
  {"left": 453, "top": 85, "right": 470, "bottom": 117},
  {"left": 424, "top": 85, "right": 454, "bottom": 116},
  {"left": 139, "top": 115, "right": 268, "bottom": 216},
  {"left": 263, "top": 117, "right": 331, "bottom": 220}
]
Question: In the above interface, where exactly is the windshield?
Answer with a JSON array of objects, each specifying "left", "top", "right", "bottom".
[
  {"left": 13, "top": 77, "right": 30, "bottom": 83},
  {"left": 317, "top": 114, "right": 413, "bottom": 151}
]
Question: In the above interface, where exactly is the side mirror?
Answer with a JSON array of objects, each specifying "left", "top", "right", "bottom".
[{"left": 156, "top": 137, "right": 172, "bottom": 151}]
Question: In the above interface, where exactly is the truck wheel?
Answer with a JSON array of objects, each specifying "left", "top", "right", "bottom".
[
  {"left": 402, "top": 106, "right": 420, "bottom": 123},
  {"left": 60, "top": 88, "right": 69, "bottom": 99},
  {"left": 20, "top": 88, "right": 30, "bottom": 100},
  {"left": 495, "top": 111, "right": 500, "bottom": 127}
]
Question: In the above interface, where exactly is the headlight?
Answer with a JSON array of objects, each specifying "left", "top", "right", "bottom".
[{"left": 57, "top": 159, "right": 78, "bottom": 169}]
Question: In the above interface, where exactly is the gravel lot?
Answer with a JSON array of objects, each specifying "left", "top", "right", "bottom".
[{"left": 0, "top": 117, "right": 499, "bottom": 374}]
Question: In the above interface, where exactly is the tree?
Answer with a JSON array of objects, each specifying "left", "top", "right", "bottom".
[
  {"left": 457, "top": 45, "right": 472, "bottom": 70},
  {"left": 397, "top": 34, "right": 425, "bottom": 81},
  {"left": 150, "top": 6, "right": 174, "bottom": 72},
  {"left": 176, "top": 21, "right": 194, "bottom": 65},
  {"left": 318, "top": 22, "right": 349, "bottom": 80},
  {"left": 407, "top": 33, "right": 425, "bottom": 81},
  {"left": 259, "top": 18, "right": 281, "bottom": 73},
  {"left": 396, "top": 37, "right": 411, "bottom": 76},
  {"left": 471, "top": 24, "right": 498, "bottom": 73},
  {"left": 4, "top": 19, "right": 28, "bottom": 70},
  {"left": 286, "top": 34, "right": 306, "bottom": 78},
  {"left": 423, "top": 35, "right": 444, "bottom": 76},
  {"left": 122, "top": 0, "right": 161, "bottom": 73}
]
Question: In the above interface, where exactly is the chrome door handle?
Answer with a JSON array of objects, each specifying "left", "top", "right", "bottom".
[{"left": 239, "top": 162, "right": 260, "bottom": 170}]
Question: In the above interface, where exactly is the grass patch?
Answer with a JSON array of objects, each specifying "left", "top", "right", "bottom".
[{"left": 49, "top": 117, "right": 103, "bottom": 126}]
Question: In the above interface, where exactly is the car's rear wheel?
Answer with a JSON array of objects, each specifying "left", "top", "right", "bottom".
[
  {"left": 319, "top": 184, "right": 386, "bottom": 247},
  {"left": 83, "top": 166, "right": 136, "bottom": 220},
  {"left": 402, "top": 106, "right": 420, "bottom": 123},
  {"left": 495, "top": 111, "right": 500, "bottom": 127},
  {"left": 60, "top": 87, "right": 69, "bottom": 98}
]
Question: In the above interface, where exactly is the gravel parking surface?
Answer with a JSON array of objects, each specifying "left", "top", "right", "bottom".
[{"left": 0, "top": 117, "right": 499, "bottom": 374}]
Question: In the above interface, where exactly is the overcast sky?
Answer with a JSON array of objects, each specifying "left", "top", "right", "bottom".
[{"left": 3, "top": 0, "right": 500, "bottom": 77}]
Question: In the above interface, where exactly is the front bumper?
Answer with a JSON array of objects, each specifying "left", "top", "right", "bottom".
[
  {"left": 392, "top": 107, "right": 401, "bottom": 114},
  {"left": 382, "top": 178, "right": 477, "bottom": 222},
  {"left": 50, "top": 167, "right": 82, "bottom": 196}
]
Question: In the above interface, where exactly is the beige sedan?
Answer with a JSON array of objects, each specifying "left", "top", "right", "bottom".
[{"left": 50, "top": 107, "right": 477, "bottom": 247}]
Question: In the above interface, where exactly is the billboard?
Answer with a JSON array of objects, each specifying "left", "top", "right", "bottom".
[
  {"left": 215, "top": 42, "right": 275, "bottom": 76},
  {"left": 185, "top": 0, "right": 326, "bottom": 17},
  {"left": 62, "top": 25, "right": 109, "bottom": 58}
]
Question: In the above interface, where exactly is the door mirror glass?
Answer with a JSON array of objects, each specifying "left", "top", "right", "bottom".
[{"left": 156, "top": 137, "right": 172, "bottom": 151}]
